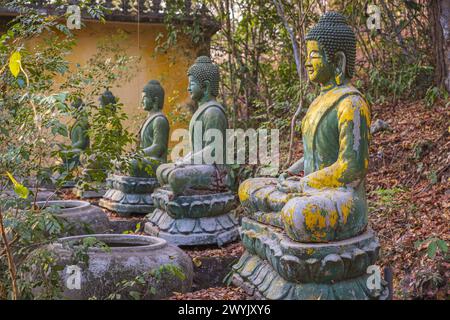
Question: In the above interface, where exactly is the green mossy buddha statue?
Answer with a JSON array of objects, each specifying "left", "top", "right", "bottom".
[
  {"left": 59, "top": 98, "right": 89, "bottom": 188},
  {"left": 145, "top": 57, "right": 239, "bottom": 246},
  {"left": 129, "top": 80, "right": 170, "bottom": 178},
  {"left": 75, "top": 89, "right": 118, "bottom": 198},
  {"left": 229, "top": 12, "right": 389, "bottom": 300},
  {"left": 100, "top": 81, "right": 169, "bottom": 215},
  {"left": 68, "top": 98, "right": 90, "bottom": 164},
  {"left": 156, "top": 56, "right": 229, "bottom": 196},
  {"left": 240, "top": 12, "right": 369, "bottom": 243}
]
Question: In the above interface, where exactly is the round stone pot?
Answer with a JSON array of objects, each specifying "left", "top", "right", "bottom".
[
  {"left": 44, "top": 234, "right": 193, "bottom": 300},
  {"left": 36, "top": 200, "right": 110, "bottom": 236}
]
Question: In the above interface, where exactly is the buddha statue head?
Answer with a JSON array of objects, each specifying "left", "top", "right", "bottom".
[
  {"left": 99, "top": 89, "right": 117, "bottom": 109},
  {"left": 142, "top": 80, "right": 165, "bottom": 112},
  {"left": 187, "top": 56, "right": 220, "bottom": 103},
  {"left": 305, "top": 12, "right": 356, "bottom": 87}
]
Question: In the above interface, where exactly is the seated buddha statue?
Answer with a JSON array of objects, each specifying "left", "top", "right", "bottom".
[
  {"left": 229, "top": 12, "right": 388, "bottom": 301},
  {"left": 75, "top": 89, "right": 118, "bottom": 198},
  {"left": 145, "top": 57, "right": 239, "bottom": 246},
  {"left": 61, "top": 98, "right": 89, "bottom": 170},
  {"left": 239, "top": 12, "right": 371, "bottom": 243},
  {"left": 127, "top": 80, "right": 170, "bottom": 177},
  {"left": 100, "top": 80, "right": 169, "bottom": 215},
  {"left": 58, "top": 98, "right": 89, "bottom": 188},
  {"left": 156, "top": 56, "right": 230, "bottom": 196}
]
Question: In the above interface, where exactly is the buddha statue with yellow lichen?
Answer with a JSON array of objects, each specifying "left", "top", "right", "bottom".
[{"left": 229, "top": 12, "right": 389, "bottom": 300}]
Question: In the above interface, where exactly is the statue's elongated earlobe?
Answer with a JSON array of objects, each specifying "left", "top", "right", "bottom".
[
  {"left": 203, "top": 80, "right": 211, "bottom": 97},
  {"left": 335, "top": 51, "right": 347, "bottom": 86}
]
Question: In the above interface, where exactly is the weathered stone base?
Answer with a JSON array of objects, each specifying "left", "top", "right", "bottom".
[
  {"left": 99, "top": 175, "right": 159, "bottom": 216},
  {"left": 74, "top": 185, "right": 106, "bottom": 199},
  {"left": 61, "top": 180, "right": 76, "bottom": 188},
  {"left": 230, "top": 254, "right": 386, "bottom": 300},
  {"left": 229, "top": 218, "right": 389, "bottom": 300},
  {"left": 100, "top": 199, "right": 154, "bottom": 216},
  {"left": 145, "top": 209, "right": 240, "bottom": 246}
]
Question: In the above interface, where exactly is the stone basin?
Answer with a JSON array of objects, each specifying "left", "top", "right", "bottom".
[
  {"left": 43, "top": 234, "right": 193, "bottom": 300},
  {"left": 36, "top": 200, "right": 110, "bottom": 236}
]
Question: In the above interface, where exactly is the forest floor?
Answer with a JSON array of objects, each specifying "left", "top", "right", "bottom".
[
  {"left": 168, "top": 98, "right": 449, "bottom": 300},
  {"left": 365, "top": 98, "right": 449, "bottom": 300}
]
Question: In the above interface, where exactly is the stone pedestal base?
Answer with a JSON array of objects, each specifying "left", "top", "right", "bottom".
[
  {"left": 144, "top": 188, "right": 239, "bottom": 246},
  {"left": 228, "top": 218, "right": 389, "bottom": 300},
  {"left": 99, "top": 175, "right": 159, "bottom": 216},
  {"left": 145, "top": 209, "right": 239, "bottom": 246},
  {"left": 74, "top": 185, "right": 106, "bottom": 199}
]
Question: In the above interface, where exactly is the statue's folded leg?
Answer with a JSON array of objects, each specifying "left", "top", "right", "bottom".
[
  {"left": 280, "top": 188, "right": 365, "bottom": 243},
  {"left": 156, "top": 163, "right": 176, "bottom": 185},
  {"left": 166, "top": 164, "right": 227, "bottom": 195}
]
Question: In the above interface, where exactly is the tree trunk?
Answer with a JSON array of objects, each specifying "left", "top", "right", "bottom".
[{"left": 431, "top": 0, "right": 450, "bottom": 93}]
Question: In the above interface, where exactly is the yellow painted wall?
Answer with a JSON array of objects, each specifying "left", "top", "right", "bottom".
[{"left": 69, "top": 20, "right": 207, "bottom": 146}]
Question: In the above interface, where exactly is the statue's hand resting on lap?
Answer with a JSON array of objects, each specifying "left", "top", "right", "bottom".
[{"left": 277, "top": 175, "right": 305, "bottom": 193}]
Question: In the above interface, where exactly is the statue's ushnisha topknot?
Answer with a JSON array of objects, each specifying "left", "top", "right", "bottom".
[
  {"left": 187, "top": 56, "right": 220, "bottom": 97},
  {"left": 305, "top": 12, "right": 356, "bottom": 78}
]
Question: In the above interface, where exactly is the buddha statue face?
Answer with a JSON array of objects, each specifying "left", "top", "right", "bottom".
[
  {"left": 187, "top": 56, "right": 220, "bottom": 104},
  {"left": 142, "top": 80, "right": 164, "bottom": 112},
  {"left": 187, "top": 75, "right": 209, "bottom": 102},
  {"left": 305, "top": 40, "right": 335, "bottom": 85},
  {"left": 305, "top": 12, "right": 356, "bottom": 88}
]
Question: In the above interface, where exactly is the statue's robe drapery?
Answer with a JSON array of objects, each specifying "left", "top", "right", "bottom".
[
  {"left": 157, "top": 100, "right": 229, "bottom": 195},
  {"left": 130, "top": 112, "right": 169, "bottom": 178},
  {"left": 239, "top": 84, "right": 371, "bottom": 242},
  {"left": 70, "top": 116, "right": 90, "bottom": 151},
  {"left": 62, "top": 115, "right": 89, "bottom": 168}
]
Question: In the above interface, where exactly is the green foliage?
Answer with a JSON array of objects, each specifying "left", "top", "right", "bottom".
[
  {"left": 64, "top": 237, "right": 111, "bottom": 266},
  {"left": 0, "top": 192, "right": 66, "bottom": 299},
  {"left": 369, "top": 187, "right": 405, "bottom": 214},
  {"left": 425, "top": 86, "right": 449, "bottom": 109},
  {"left": 167, "top": 1, "right": 436, "bottom": 132},
  {"left": 0, "top": 0, "right": 134, "bottom": 300},
  {"left": 105, "top": 264, "right": 186, "bottom": 300},
  {"left": 415, "top": 237, "right": 448, "bottom": 260}
]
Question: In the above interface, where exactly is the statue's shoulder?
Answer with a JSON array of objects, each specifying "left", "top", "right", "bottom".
[
  {"left": 195, "top": 101, "right": 227, "bottom": 121},
  {"left": 333, "top": 84, "right": 368, "bottom": 107},
  {"left": 203, "top": 101, "right": 226, "bottom": 117},
  {"left": 152, "top": 114, "right": 169, "bottom": 127},
  {"left": 336, "top": 88, "right": 371, "bottom": 122}
]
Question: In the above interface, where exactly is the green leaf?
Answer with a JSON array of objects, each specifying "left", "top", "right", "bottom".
[
  {"left": 427, "top": 241, "right": 437, "bottom": 259},
  {"left": 129, "top": 291, "right": 141, "bottom": 300},
  {"left": 135, "top": 222, "right": 141, "bottom": 233},
  {"left": 436, "top": 240, "right": 448, "bottom": 254},
  {"left": 9, "top": 51, "right": 21, "bottom": 78},
  {"left": 6, "top": 171, "right": 29, "bottom": 199},
  {"left": 414, "top": 240, "right": 424, "bottom": 248}
]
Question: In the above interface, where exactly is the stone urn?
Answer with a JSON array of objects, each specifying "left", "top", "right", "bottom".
[
  {"left": 36, "top": 200, "right": 110, "bottom": 236},
  {"left": 43, "top": 234, "right": 193, "bottom": 300}
]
